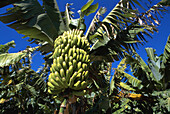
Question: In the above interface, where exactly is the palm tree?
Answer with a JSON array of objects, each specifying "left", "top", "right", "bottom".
[{"left": 0, "top": 0, "right": 169, "bottom": 113}]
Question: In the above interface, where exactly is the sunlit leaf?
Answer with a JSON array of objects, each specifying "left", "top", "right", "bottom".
[
  {"left": 0, "top": 52, "right": 27, "bottom": 67},
  {"left": 119, "top": 82, "right": 135, "bottom": 91},
  {"left": 0, "top": 40, "right": 15, "bottom": 54},
  {"left": 0, "top": 0, "right": 67, "bottom": 45},
  {"left": 82, "top": 3, "right": 99, "bottom": 16},
  {"left": 81, "top": 0, "right": 94, "bottom": 12},
  {"left": 117, "top": 69, "right": 143, "bottom": 89}
]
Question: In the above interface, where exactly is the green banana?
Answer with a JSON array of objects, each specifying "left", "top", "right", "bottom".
[
  {"left": 49, "top": 29, "right": 91, "bottom": 96},
  {"left": 76, "top": 55, "right": 79, "bottom": 61},
  {"left": 68, "top": 38, "right": 71, "bottom": 44},
  {"left": 82, "top": 63, "right": 87, "bottom": 71},
  {"left": 72, "top": 35, "right": 78, "bottom": 45},
  {"left": 65, "top": 54, "right": 68, "bottom": 63},
  {"left": 72, "top": 59, "right": 77, "bottom": 69},
  {"left": 60, "top": 69, "right": 65, "bottom": 77},
  {"left": 72, "top": 80, "right": 81, "bottom": 89},
  {"left": 47, "top": 81, "right": 55, "bottom": 89},
  {"left": 79, "top": 54, "right": 83, "bottom": 60},
  {"left": 56, "top": 57, "right": 60, "bottom": 64},
  {"left": 82, "top": 70, "right": 88, "bottom": 80},
  {"left": 54, "top": 71, "right": 61, "bottom": 79},
  {"left": 48, "top": 88, "right": 53, "bottom": 94},
  {"left": 77, "top": 68, "right": 83, "bottom": 74},
  {"left": 59, "top": 56, "right": 64, "bottom": 63},
  {"left": 77, "top": 36, "right": 81, "bottom": 47},
  {"left": 49, "top": 73, "right": 56, "bottom": 80},
  {"left": 77, "top": 62, "right": 82, "bottom": 70},
  {"left": 76, "top": 48, "right": 80, "bottom": 55},
  {"left": 57, "top": 62, "right": 62, "bottom": 70},
  {"left": 68, "top": 48, "right": 73, "bottom": 57},
  {"left": 69, "top": 56, "right": 73, "bottom": 62},
  {"left": 49, "top": 78, "right": 63, "bottom": 89},
  {"left": 72, "top": 80, "right": 88, "bottom": 90},
  {"left": 62, "top": 61, "right": 67, "bottom": 70},
  {"left": 62, "top": 77, "right": 68, "bottom": 88},
  {"left": 81, "top": 40, "right": 85, "bottom": 49},
  {"left": 68, "top": 65, "right": 74, "bottom": 77},
  {"left": 80, "top": 49, "right": 86, "bottom": 55},
  {"left": 73, "top": 53, "right": 77, "bottom": 59},
  {"left": 65, "top": 65, "right": 73, "bottom": 83},
  {"left": 85, "top": 55, "right": 90, "bottom": 63},
  {"left": 53, "top": 58, "right": 57, "bottom": 64},
  {"left": 69, "top": 72, "right": 79, "bottom": 87},
  {"left": 64, "top": 44, "right": 70, "bottom": 53},
  {"left": 66, "top": 69, "right": 70, "bottom": 83},
  {"left": 69, "top": 61, "right": 72, "bottom": 66},
  {"left": 60, "top": 44, "right": 64, "bottom": 49},
  {"left": 53, "top": 62, "right": 59, "bottom": 72},
  {"left": 82, "top": 54, "right": 86, "bottom": 62},
  {"left": 54, "top": 48, "right": 61, "bottom": 57},
  {"left": 55, "top": 77, "right": 67, "bottom": 88},
  {"left": 62, "top": 49, "right": 65, "bottom": 55},
  {"left": 72, "top": 46, "right": 76, "bottom": 54},
  {"left": 50, "top": 65, "right": 56, "bottom": 73},
  {"left": 79, "top": 81, "right": 88, "bottom": 89}
]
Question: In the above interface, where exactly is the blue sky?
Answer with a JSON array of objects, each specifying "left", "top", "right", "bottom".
[{"left": 0, "top": 0, "right": 170, "bottom": 71}]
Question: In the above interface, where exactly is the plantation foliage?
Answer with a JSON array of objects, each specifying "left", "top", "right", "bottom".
[{"left": 0, "top": 0, "right": 169, "bottom": 113}]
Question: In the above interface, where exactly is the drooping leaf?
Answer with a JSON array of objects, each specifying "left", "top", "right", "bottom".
[
  {"left": 89, "top": 0, "right": 167, "bottom": 62},
  {"left": 110, "top": 77, "right": 115, "bottom": 95},
  {"left": 42, "top": 0, "right": 67, "bottom": 33},
  {"left": 0, "top": 52, "right": 27, "bottom": 67},
  {"left": 119, "top": 82, "right": 135, "bottom": 91},
  {"left": 0, "top": 0, "right": 66, "bottom": 45},
  {"left": 82, "top": 3, "right": 99, "bottom": 16},
  {"left": 118, "top": 69, "right": 143, "bottom": 89},
  {"left": 0, "top": 46, "right": 38, "bottom": 67},
  {"left": 81, "top": 0, "right": 94, "bottom": 12},
  {"left": 0, "top": 40, "right": 15, "bottom": 54}
]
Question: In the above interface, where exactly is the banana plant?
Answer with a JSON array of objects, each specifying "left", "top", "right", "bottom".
[
  {"left": 0, "top": 0, "right": 169, "bottom": 113},
  {"left": 116, "top": 35, "right": 170, "bottom": 113},
  {"left": 0, "top": 40, "right": 61, "bottom": 113}
]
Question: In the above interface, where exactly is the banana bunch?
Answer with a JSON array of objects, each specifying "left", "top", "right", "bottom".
[{"left": 48, "top": 29, "right": 90, "bottom": 97}]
